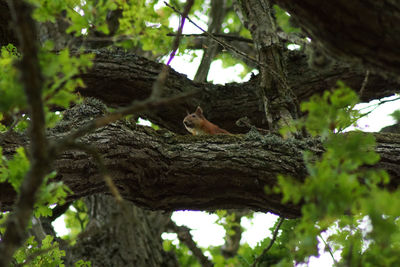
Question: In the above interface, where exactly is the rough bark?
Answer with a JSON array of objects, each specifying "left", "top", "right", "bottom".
[
  {"left": 65, "top": 194, "right": 178, "bottom": 267},
  {"left": 1, "top": 100, "right": 400, "bottom": 219},
  {"left": 77, "top": 49, "right": 400, "bottom": 135},
  {"left": 273, "top": 0, "right": 400, "bottom": 77},
  {"left": 242, "top": 0, "right": 298, "bottom": 132}
]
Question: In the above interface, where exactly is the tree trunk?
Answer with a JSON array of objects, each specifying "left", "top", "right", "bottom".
[{"left": 65, "top": 195, "right": 178, "bottom": 266}]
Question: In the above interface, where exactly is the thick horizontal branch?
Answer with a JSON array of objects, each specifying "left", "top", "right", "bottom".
[
  {"left": 77, "top": 49, "right": 400, "bottom": 134},
  {"left": 1, "top": 101, "right": 400, "bottom": 218}
]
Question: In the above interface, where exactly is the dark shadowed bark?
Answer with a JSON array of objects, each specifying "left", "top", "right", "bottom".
[{"left": 274, "top": 0, "right": 400, "bottom": 77}]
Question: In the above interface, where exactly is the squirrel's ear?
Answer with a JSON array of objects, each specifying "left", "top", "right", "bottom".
[
  {"left": 186, "top": 109, "right": 190, "bottom": 115},
  {"left": 195, "top": 106, "right": 203, "bottom": 115}
]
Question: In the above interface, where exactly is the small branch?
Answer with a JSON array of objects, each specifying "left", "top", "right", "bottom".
[
  {"left": 165, "top": 0, "right": 194, "bottom": 66},
  {"left": 251, "top": 217, "right": 284, "bottom": 267},
  {"left": 0, "top": 1, "right": 50, "bottom": 266},
  {"left": 52, "top": 89, "right": 200, "bottom": 155},
  {"left": 151, "top": 1, "right": 194, "bottom": 99},
  {"left": 359, "top": 70, "right": 370, "bottom": 98},
  {"left": 167, "top": 220, "right": 214, "bottom": 267},
  {"left": 61, "top": 142, "right": 123, "bottom": 203},
  {"left": 318, "top": 233, "right": 337, "bottom": 265},
  {"left": 48, "top": 203, "right": 71, "bottom": 222},
  {"left": 357, "top": 96, "right": 400, "bottom": 120},
  {"left": 167, "top": 33, "right": 253, "bottom": 43}
]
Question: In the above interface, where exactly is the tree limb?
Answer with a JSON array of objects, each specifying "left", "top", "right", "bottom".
[
  {"left": 0, "top": 1, "right": 49, "bottom": 265},
  {"left": 1, "top": 101, "right": 400, "bottom": 218},
  {"left": 76, "top": 49, "right": 400, "bottom": 134}
]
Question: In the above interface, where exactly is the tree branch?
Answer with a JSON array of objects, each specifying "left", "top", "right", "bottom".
[
  {"left": 0, "top": 1, "right": 49, "bottom": 265},
  {"left": 1, "top": 101, "right": 400, "bottom": 218},
  {"left": 167, "top": 220, "right": 213, "bottom": 267},
  {"left": 252, "top": 217, "right": 284, "bottom": 267},
  {"left": 76, "top": 49, "right": 400, "bottom": 134}
]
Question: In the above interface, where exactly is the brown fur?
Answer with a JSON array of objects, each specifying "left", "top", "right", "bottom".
[{"left": 183, "top": 106, "right": 230, "bottom": 135}]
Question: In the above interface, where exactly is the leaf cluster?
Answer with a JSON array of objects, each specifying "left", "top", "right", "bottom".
[{"left": 275, "top": 84, "right": 400, "bottom": 265}]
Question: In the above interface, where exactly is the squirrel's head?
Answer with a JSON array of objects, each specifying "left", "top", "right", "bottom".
[{"left": 183, "top": 106, "right": 205, "bottom": 134}]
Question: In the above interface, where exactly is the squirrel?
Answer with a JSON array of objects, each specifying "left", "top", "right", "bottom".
[{"left": 183, "top": 106, "right": 230, "bottom": 135}]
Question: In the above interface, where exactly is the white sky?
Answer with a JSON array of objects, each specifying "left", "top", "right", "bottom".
[{"left": 53, "top": 5, "right": 400, "bottom": 266}]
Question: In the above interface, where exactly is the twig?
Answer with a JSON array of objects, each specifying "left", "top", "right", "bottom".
[
  {"left": 61, "top": 142, "right": 123, "bottom": 203},
  {"left": 52, "top": 89, "right": 200, "bottom": 155},
  {"left": 166, "top": 0, "right": 194, "bottom": 66},
  {"left": 359, "top": 70, "right": 370, "bottom": 98},
  {"left": 318, "top": 233, "right": 337, "bottom": 265},
  {"left": 167, "top": 220, "right": 213, "bottom": 267},
  {"left": 358, "top": 96, "right": 400, "bottom": 112},
  {"left": 251, "top": 217, "right": 284, "bottom": 267},
  {"left": 353, "top": 96, "right": 400, "bottom": 127},
  {"left": 152, "top": 0, "right": 194, "bottom": 99},
  {"left": 166, "top": 33, "right": 253, "bottom": 43}
]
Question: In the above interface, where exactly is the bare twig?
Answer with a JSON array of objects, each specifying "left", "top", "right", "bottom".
[
  {"left": 167, "top": 33, "right": 253, "bottom": 43},
  {"left": 166, "top": 0, "right": 194, "bottom": 66},
  {"left": 359, "top": 70, "right": 370, "bottom": 98},
  {"left": 167, "top": 220, "right": 214, "bottom": 267},
  {"left": 52, "top": 89, "right": 200, "bottom": 155},
  {"left": 0, "top": 1, "right": 50, "bottom": 266},
  {"left": 318, "top": 233, "right": 337, "bottom": 265},
  {"left": 358, "top": 96, "right": 400, "bottom": 112},
  {"left": 251, "top": 217, "right": 284, "bottom": 267},
  {"left": 152, "top": 1, "right": 194, "bottom": 99},
  {"left": 60, "top": 142, "right": 123, "bottom": 203}
]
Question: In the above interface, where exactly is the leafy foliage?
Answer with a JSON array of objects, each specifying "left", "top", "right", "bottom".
[
  {"left": 272, "top": 5, "right": 301, "bottom": 34},
  {"left": 275, "top": 84, "right": 399, "bottom": 265},
  {"left": 63, "top": 200, "right": 89, "bottom": 241},
  {"left": 13, "top": 235, "right": 91, "bottom": 267},
  {"left": 34, "top": 171, "right": 72, "bottom": 218},
  {"left": 13, "top": 235, "right": 65, "bottom": 267},
  {"left": 0, "top": 147, "right": 30, "bottom": 191},
  {"left": 0, "top": 44, "right": 25, "bottom": 113},
  {"left": 390, "top": 109, "right": 400, "bottom": 122},
  {"left": 163, "top": 239, "right": 201, "bottom": 267}
]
